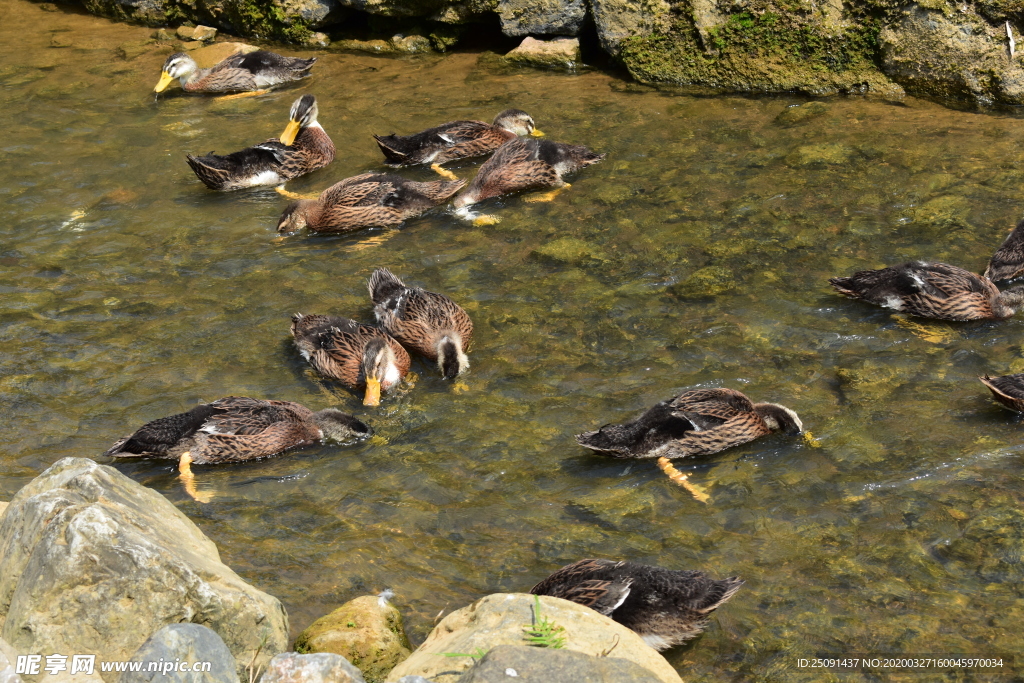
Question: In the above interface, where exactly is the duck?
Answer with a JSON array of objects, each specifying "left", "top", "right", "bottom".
[
  {"left": 979, "top": 374, "right": 1024, "bottom": 412},
  {"left": 373, "top": 109, "right": 543, "bottom": 180},
  {"left": 291, "top": 313, "right": 411, "bottom": 405},
  {"left": 530, "top": 558, "right": 744, "bottom": 651},
  {"left": 367, "top": 268, "right": 473, "bottom": 379},
  {"left": 154, "top": 50, "right": 316, "bottom": 94},
  {"left": 104, "top": 396, "right": 371, "bottom": 478},
  {"left": 186, "top": 95, "right": 334, "bottom": 191},
  {"left": 276, "top": 173, "right": 465, "bottom": 234},
  {"left": 986, "top": 218, "right": 1024, "bottom": 281},
  {"left": 829, "top": 261, "right": 1024, "bottom": 321},
  {"left": 575, "top": 387, "right": 802, "bottom": 459},
  {"left": 451, "top": 137, "right": 605, "bottom": 212}
]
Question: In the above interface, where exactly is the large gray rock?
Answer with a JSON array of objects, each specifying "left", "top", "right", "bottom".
[
  {"left": 590, "top": 0, "right": 671, "bottom": 56},
  {"left": 385, "top": 594, "right": 681, "bottom": 683},
  {"left": 0, "top": 458, "right": 288, "bottom": 683},
  {"left": 880, "top": 4, "right": 1024, "bottom": 106},
  {"left": 497, "top": 0, "right": 586, "bottom": 37},
  {"left": 0, "top": 638, "right": 20, "bottom": 683},
  {"left": 260, "top": 653, "right": 365, "bottom": 682},
  {"left": 125, "top": 624, "right": 237, "bottom": 683},
  {"left": 457, "top": 644, "right": 663, "bottom": 682}
]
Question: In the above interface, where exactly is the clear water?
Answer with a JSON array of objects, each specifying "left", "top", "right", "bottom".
[{"left": 2, "top": 1, "right": 1024, "bottom": 679}]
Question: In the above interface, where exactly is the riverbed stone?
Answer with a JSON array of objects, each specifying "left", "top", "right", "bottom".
[
  {"left": 774, "top": 101, "right": 828, "bottom": 127},
  {"left": 0, "top": 458, "right": 288, "bottom": 683},
  {"left": 936, "top": 506, "right": 1024, "bottom": 583},
  {"left": 880, "top": 4, "right": 1024, "bottom": 106},
  {"left": 125, "top": 624, "right": 237, "bottom": 683},
  {"left": 294, "top": 595, "right": 411, "bottom": 683},
  {"left": 590, "top": 0, "right": 671, "bottom": 56},
  {"left": 458, "top": 644, "right": 664, "bottom": 682},
  {"left": 504, "top": 36, "right": 580, "bottom": 70},
  {"left": 497, "top": 0, "right": 586, "bottom": 37},
  {"left": 385, "top": 594, "right": 682, "bottom": 682},
  {"left": 261, "top": 653, "right": 365, "bottom": 683}
]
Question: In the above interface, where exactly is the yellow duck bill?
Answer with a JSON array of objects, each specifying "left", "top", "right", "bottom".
[
  {"left": 154, "top": 71, "right": 175, "bottom": 93},
  {"left": 280, "top": 119, "right": 302, "bottom": 146},
  {"left": 530, "top": 128, "right": 545, "bottom": 137},
  {"left": 363, "top": 377, "right": 382, "bottom": 406}
]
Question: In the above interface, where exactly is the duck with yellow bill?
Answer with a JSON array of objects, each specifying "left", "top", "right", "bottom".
[{"left": 154, "top": 50, "right": 316, "bottom": 94}]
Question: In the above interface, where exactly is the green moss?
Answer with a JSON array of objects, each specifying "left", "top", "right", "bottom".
[{"left": 619, "top": 9, "right": 900, "bottom": 98}]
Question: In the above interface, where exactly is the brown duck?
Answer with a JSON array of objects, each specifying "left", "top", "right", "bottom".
[
  {"left": 154, "top": 50, "right": 315, "bottom": 94},
  {"left": 830, "top": 261, "right": 1024, "bottom": 321},
  {"left": 291, "top": 313, "right": 410, "bottom": 405},
  {"left": 186, "top": 95, "right": 334, "bottom": 191},
  {"left": 277, "top": 173, "right": 465, "bottom": 234},
  {"left": 575, "top": 388, "right": 802, "bottom": 459},
  {"left": 980, "top": 374, "right": 1024, "bottom": 412},
  {"left": 986, "top": 218, "right": 1024, "bottom": 281},
  {"left": 367, "top": 268, "right": 473, "bottom": 379},
  {"left": 452, "top": 137, "right": 604, "bottom": 211},
  {"left": 104, "top": 396, "right": 371, "bottom": 474},
  {"left": 373, "top": 109, "right": 543, "bottom": 180},
  {"left": 531, "top": 559, "right": 744, "bottom": 651}
]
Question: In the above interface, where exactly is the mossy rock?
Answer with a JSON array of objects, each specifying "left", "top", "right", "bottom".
[
  {"left": 294, "top": 595, "right": 411, "bottom": 682},
  {"left": 531, "top": 237, "right": 608, "bottom": 266},
  {"left": 785, "top": 143, "right": 856, "bottom": 168},
  {"left": 936, "top": 506, "right": 1024, "bottom": 582},
  {"left": 773, "top": 101, "right": 828, "bottom": 127},
  {"left": 670, "top": 266, "right": 735, "bottom": 298}
]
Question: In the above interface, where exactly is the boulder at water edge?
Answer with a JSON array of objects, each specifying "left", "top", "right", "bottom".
[
  {"left": 125, "top": 624, "right": 237, "bottom": 683},
  {"left": 294, "top": 595, "right": 411, "bottom": 682},
  {"left": 0, "top": 458, "right": 288, "bottom": 682},
  {"left": 385, "top": 593, "right": 682, "bottom": 683},
  {"left": 504, "top": 37, "right": 581, "bottom": 71},
  {"left": 458, "top": 644, "right": 664, "bottom": 682},
  {"left": 260, "top": 653, "right": 365, "bottom": 682}
]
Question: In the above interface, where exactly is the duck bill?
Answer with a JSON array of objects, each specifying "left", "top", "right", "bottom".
[
  {"left": 530, "top": 128, "right": 545, "bottom": 137},
  {"left": 363, "top": 377, "right": 382, "bottom": 406},
  {"left": 154, "top": 71, "right": 175, "bottom": 93},
  {"left": 280, "top": 120, "right": 301, "bottom": 146}
]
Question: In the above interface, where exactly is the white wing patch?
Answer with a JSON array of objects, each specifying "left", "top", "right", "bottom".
[
  {"left": 241, "top": 170, "right": 286, "bottom": 187},
  {"left": 883, "top": 296, "right": 904, "bottom": 311},
  {"left": 438, "top": 133, "right": 455, "bottom": 144}
]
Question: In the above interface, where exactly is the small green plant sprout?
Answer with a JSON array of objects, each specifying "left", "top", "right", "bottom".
[
  {"left": 523, "top": 596, "right": 566, "bottom": 649},
  {"left": 346, "top": 621, "right": 356, "bottom": 628},
  {"left": 439, "top": 647, "right": 488, "bottom": 659}
]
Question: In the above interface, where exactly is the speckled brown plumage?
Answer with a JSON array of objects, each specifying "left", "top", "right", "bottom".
[
  {"left": 452, "top": 137, "right": 604, "bottom": 209},
  {"left": 986, "top": 218, "right": 1024, "bottom": 282},
  {"left": 277, "top": 173, "right": 465, "bottom": 234},
  {"left": 575, "top": 388, "right": 802, "bottom": 460},
  {"left": 830, "top": 261, "right": 1024, "bottom": 321},
  {"left": 186, "top": 95, "right": 334, "bottom": 191},
  {"left": 290, "top": 313, "right": 410, "bottom": 403},
  {"left": 980, "top": 374, "right": 1024, "bottom": 412},
  {"left": 530, "top": 559, "right": 744, "bottom": 651},
  {"left": 373, "top": 109, "right": 539, "bottom": 167},
  {"left": 104, "top": 396, "right": 371, "bottom": 464},
  {"left": 367, "top": 268, "right": 473, "bottom": 379},
  {"left": 155, "top": 51, "right": 316, "bottom": 93}
]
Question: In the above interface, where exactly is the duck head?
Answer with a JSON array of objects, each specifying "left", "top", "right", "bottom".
[
  {"left": 154, "top": 53, "right": 197, "bottom": 92},
  {"left": 280, "top": 94, "right": 319, "bottom": 146},
  {"left": 493, "top": 108, "right": 543, "bottom": 137},
  {"left": 752, "top": 403, "right": 803, "bottom": 434},
  {"left": 437, "top": 334, "right": 469, "bottom": 380},
  {"left": 312, "top": 408, "right": 373, "bottom": 441},
  {"left": 361, "top": 337, "right": 402, "bottom": 406},
  {"left": 277, "top": 200, "right": 316, "bottom": 233}
]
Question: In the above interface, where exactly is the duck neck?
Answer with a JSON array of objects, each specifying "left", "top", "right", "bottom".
[
  {"left": 294, "top": 123, "right": 336, "bottom": 165},
  {"left": 995, "top": 286, "right": 1024, "bottom": 318},
  {"left": 436, "top": 334, "right": 467, "bottom": 380}
]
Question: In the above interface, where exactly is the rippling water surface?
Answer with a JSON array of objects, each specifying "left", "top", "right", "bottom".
[{"left": 3, "top": 1, "right": 1024, "bottom": 678}]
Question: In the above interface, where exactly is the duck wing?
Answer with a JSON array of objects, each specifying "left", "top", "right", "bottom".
[
  {"left": 191, "top": 420, "right": 322, "bottom": 463},
  {"left": 986, "top": 220, "right": 1024, "bottom": 281},
  {"left": 104, "top": 402, "right": 225, "bottom": 457},
  {"left": 468, "top": 138, "right": 560, "bottom": 200},
  {"left": 652, "top": 410, "right": 771, "bottom": 459},
  {"left": 202, "top": 396, "right": 313, "bottom": 436},
  {"left": 374, "top": 120, "right": 504, "bottom": 165},
  {"left": 530, "top": 559, "right": 633, "bottom": 616},
  {"left": 186, "top": 141, "right": 291, "bottom": 190},
  {"left": 980, "top": 373, "right": 1024, "bottom": 412}
]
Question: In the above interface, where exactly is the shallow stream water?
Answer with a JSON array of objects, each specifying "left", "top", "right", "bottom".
[{"left": 3, "top": 1, "right": 1024, "bottom": 679}]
